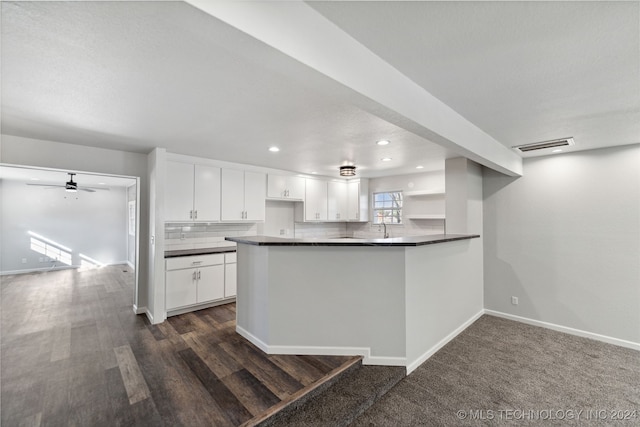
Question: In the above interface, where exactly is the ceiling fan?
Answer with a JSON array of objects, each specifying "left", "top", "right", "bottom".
[{"left": 27, "top": 172, "right": 110, "bottom": 193}]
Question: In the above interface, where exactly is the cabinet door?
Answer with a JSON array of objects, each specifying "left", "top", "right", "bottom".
[
  {"left": 244, "top": 171, "right": 266, "bottom": 221},
  {"left": 328, "top": 181, "right": 348, "bottom": 221},
  {"left": 225, "top": 262, "right": 237, "bottom": 297},
  {"left": 287, "top": 176, "right": 306, "bottom": 200},
  {"left": 221, "top": 168, "right": 245, "bottom": 221},
  {"left": 347, "top": 181, "right": 360, "bottom": 221},
  {"left": 193, "top": 165, "right": 220, "bottom": 221},
  {"left": 165, "top": 162, "right": 195, "bottom": 221},
  {"left": 305, "top": 179, "right": 328, "bottom": 221},
  {"left": 267, "top": 174, "right": 305, "bottom": 200},
  {"left": 197, "top": 265, "right": 225, "bottom": 303},
  {"left": 267, "top": 174, "right": 288, "bottom": 198},
  {"left": 166, "top": 268, "right": 197, "bottom": 310}
]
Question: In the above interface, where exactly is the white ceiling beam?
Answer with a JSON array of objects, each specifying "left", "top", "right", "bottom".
[{"left": 184, "top": 0, "right": 523, "bottom": 177}]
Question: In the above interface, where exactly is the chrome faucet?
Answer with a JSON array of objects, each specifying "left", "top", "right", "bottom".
[{"left": 382, "top": 222, "right": 389, "bottom": 239}]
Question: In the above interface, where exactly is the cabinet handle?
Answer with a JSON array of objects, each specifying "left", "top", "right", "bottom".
[
  {"left": 192, "top": 261, "right": 202, "bottom": 265},
  {"left": 197, "top": 271, "right": 201, "bottom": 280},
  {"left": 194, "top": 210, "right": 198, "bottom": 219},
  {"left": 192, "top": 271, "right": 197, "bottom": 281},
  {"left": 189, "top": 210, "right": 193, "bottom": 219}
]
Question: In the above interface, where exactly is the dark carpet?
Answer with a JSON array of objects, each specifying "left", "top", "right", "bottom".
[{"left": 352, "top": 315, "right": 640, "bottom": 426}]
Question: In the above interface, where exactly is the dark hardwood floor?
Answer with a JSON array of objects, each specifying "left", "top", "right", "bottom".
[{"left": 1, "top": 266, "right": 359, "bottom": 426}]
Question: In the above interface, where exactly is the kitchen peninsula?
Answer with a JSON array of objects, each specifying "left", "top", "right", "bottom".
[{"left": 226, "top": 233, "right": 483, "bottom": 373}]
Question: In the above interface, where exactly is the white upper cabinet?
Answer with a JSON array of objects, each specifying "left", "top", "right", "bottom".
[
  {"left": 221, "top": 168, "right": 244, "bottom": 220},
  {"left": 327, "top": 181, "right": 348, "bottom": 221},
  {"left": 166, "top": 161, "right": 220, "bottom": 222},
  {"left": 267, "top": 174, "right": 305, "bottom": 200},
  {"left": 304, "top": 178, "right": 328, "bottom": 221},
  {"left": 194, "top": 164, "right": 221, "bottom": 221},
  {"left": 244, "top": 171, "right": 267, "bottom": 221},
  {"left": 221, "top": 168, "right": 266, "bottom": 221},
  {"left": 347, "top": 179, "right": 369, "bottom": 222}
]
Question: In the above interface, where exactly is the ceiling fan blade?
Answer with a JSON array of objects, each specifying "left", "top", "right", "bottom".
[
  {"left": 80, "top": 186, "right": 110, "bottom": 191},
  {"left": 26, "top": 183, "right": 65, "bottom": 188}
]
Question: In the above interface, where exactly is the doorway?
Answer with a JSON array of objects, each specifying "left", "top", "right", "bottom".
[{"left": 0, "top": 164, "right": 140, "bottom": 308}]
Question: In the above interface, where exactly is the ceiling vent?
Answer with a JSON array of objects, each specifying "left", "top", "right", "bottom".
[{"left": 512, "top": 137, "right": 575, "bottom": 154}]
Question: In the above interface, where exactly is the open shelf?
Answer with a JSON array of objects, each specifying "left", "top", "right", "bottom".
[
  {"left": 404, "top": 189, "right": 445, "bottom": 197},
  {"left": 405, "top": 214, "right": 445, "bottom": 220}
]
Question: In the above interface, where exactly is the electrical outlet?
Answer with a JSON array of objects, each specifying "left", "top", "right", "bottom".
[
  {"left": 280, "top": 229, "right": 285, "bottom": 235},
  {"left": 180, "top": 233, "right": 186, "bottom": 240},
  {"left": 22, "top": 258, "right": 27, "bottom": 264},
  {"left": 511, "top": 296, "right": 519, "bottom": 305},
  {"left": 39, "top": 257, "right": 44, "bottom": 263}
]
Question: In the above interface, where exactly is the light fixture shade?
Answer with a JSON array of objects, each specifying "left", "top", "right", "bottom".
[{"left": 339, "top": 165, "right": 356, "bottom": 177}]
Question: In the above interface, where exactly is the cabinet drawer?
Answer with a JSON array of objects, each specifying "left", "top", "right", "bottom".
[
  {"left": 225, "top": 252, "right": 237, "bottom": 263},
  {"left": 166, "top": 254, "right": 224, "bottom": 271}
]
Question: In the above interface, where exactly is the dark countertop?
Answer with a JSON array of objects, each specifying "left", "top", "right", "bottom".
[
  {"left": 225, "top": 234, "right": 479, "bottom": 247},
  {"left": 165, "top": 246, "right": 236, "bottom": 258}
]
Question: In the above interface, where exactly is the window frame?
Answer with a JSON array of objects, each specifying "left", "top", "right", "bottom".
[{"left": 372, "top": 190, "right": 403, "bottom": 225}]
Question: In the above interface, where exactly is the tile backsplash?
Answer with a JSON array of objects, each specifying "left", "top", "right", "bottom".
[
  {"left": 164, "top": 222, "right": 261, "bottom": 251},
  {"left": 347, "top": 219, "right": 445, "bottom": 239},
  {"left": 292, "top": 222, "right": 347, "bottom": 239}
]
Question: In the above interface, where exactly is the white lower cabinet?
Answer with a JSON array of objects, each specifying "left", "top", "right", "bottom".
[
  {"left": 165, "top": 268, "right": 198, "bottom": 310},
  {"left": 224, "top": 252, "right": 237, "bottom": 297},
  {"left": 165, "top": 253, "right": 233, "bottom": 312},
  {"left": 225, "top": 263, "right": 237, "bottom": 298},
  {"left": 196, "top": 265, "right": 225, "bottom": 303}
]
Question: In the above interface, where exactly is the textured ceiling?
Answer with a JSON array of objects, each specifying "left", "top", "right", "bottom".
[
  {"left": 308, "top": 1, "right": 640, "bottom": 152},
  {"left": 2, "top": 1, "right": 638, "bottom": 178}
]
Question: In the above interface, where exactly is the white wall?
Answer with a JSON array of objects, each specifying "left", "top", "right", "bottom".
[
  {"left": 483, "top": 144, "right": 640, "bottom": 344},
  {"left": 0, "top": 134, "right": 149, "bottom": 308},
  {"left": 1, "top": 179, "right": 128, "bottom": 273}
]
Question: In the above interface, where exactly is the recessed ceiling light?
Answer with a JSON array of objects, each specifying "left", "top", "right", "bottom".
[
  {"left": 268, "top": 146, "right": 280, "bottom": 152},
  {"left": 416, "top": 165, "right": 424, "bottom": 169},
  {"left": 376, "top": 140, "right": 390, "bottom": 146},
  {"left": 30, "top": 177, "right": 40, "bottom": 181},
  {"left": 381, "top": 157, "right": 392, "bottom": 162},
  {"left": 311, "top": 171, "right": 317, "bottom": 174},
  {"left": 98, "top": 182, "right": 106, "bottom": 185},
  {"left": 552, "top": 149, "right": 563, "bottom": 153}
]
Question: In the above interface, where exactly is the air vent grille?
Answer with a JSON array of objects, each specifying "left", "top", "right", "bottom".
[{"left": 513, "top": 137, "right": 574, "bottom": 153}]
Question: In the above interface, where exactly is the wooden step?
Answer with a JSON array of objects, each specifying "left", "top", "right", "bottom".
[
  {"left": 256, "top": 364, "right": 406, "bottom": 427},
  {"left": 242, "top": 356, "right": 364, "bottom": 426}
]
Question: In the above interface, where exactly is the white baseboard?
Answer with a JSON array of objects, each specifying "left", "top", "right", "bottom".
[
  {"left": 484, "top": 310, "right": 640, "bottom": 352},
  {"left": 406, "top": 309, "right": 485, "bottom": 375},
  {"left": 132, "top": 304, "right": 146, "bottom": 315},
  {"left": 236, "top": 325, "right": 270, "bottom": 352},
  {"left": 0, "top": 265, "right": 76, "bottom": 276},
  {"left": 132, "top": 304, "right": 156, "bottom": 325},
  {"left": 236, "top": 325, "right": 406, "bottom": 366},
  {"left": 1, "top": 262, "right": 133, "bottom": 276},
  {"left": 166, "top": 297, "right": 235, "bottom": 318},
  {"left": 126, "top": 261, "right": 135, "bottom": 270},
  {"left": 145, "top": 309, "right": 155, "bottom": 324}
]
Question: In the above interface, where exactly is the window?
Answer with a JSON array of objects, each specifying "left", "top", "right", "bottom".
[{"left": 373, "top": 191, "right": 403, "bottom": 224}]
